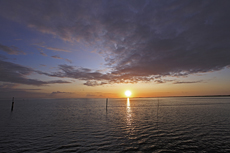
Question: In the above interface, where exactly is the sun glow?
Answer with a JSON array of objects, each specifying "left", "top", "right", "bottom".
[{"left": 125, "top": 90, "right": 132, "bottom": 97}]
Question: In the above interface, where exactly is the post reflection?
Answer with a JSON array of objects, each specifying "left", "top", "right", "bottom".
[{"left": 126, "top": 98, "right": 132, "bottom": 126}]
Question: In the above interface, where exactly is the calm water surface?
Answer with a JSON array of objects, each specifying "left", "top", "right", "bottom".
[{"left": 0, "top": 97, "right": 230, "bottom": 152}]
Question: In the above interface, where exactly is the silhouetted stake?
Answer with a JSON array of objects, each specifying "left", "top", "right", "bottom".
[
  {"left": 156, "top": 98, "right": 159, "bottom": 136},
  {"left": 157, "top": 98, "right": 159, "bottom": 118},
  {"left": 11, "top": 97, "right": 14, "bottom": 111},
  {"left": 106, "top": 98, "right": 108, "bottom": 110}
]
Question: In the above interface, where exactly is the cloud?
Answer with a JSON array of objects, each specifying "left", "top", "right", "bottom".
[
  {"left": 23, "top": 88, "right": 42, "bottom": 91},
  {"left": 1, "top": 1, "right": 230, "bottom": 85},
  {"left": 0, "top": 43, "right": 26, "bottom": 55},
  {"left": 0, "top": 59, "right": 71, "bottom": 86},
  {"left": 45, "top": 47, "right": 71, "bottom": 52},
  {"left": 39, "top": 64, "right": 156, "bottom": 86},
  {"left": 173, "top": 80, "right": 203, "bottom": 84},
  {"left": 35, "top": 43, "right": 71, "bottom": 52},
  {"left": 0, "top": 54, "right": 7, "bottom": 60},
  {"left": 0, "top": 83, "right": 18, "bottom": 89},
  {"left": 65, "top": 59, "right": 72, "bottom": 64},
  {"left": 51, "top": 55, "right": 72, "bottom": 63},
  {"left": 0, "top": 83, "right": 41, "bottom": 91},
  {"left": 0, "top": 83, "right": 46, "bottom": 99},
  {"left": 154, "top": 80, "right": 165, "bottom": 84},
  {"left": 39, "top": 51, "right": 47, "bottom": 56},
  {"left": 40, "top": 64, "right": 109, "bottom": 80},
  {"left": 51, "top": 55, "right": 62, "bottom": 59},
  {"left": 50, "top": 91, "right": 73, "bottom": 96},
  {"left": 84, "top": 81, "right": 107, "bottom": 86},
  {"left": 86, "top": 93, "right": 96, "bottom": 98},
  {"left": 85, "top": 92, "right": 111, "bottom": 98}
]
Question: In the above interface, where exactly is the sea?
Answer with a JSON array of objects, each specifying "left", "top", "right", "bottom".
[{"left": 0, "top": 97, "right": 230, "bottom": 152}]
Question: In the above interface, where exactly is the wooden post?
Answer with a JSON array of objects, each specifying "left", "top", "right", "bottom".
[
  {"left": 106, "top": 98, "right": 108, "bottom": 110},
  {"left": 11, "top": 97, "right": 14, "bottom": 111},
  {"left": 156, "top": 98, "right": 159, "bottom": 135}
]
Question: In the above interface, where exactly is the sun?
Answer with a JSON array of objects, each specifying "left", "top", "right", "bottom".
[{"left": 125, "top": 90, "right": 132, "bottom": 97}]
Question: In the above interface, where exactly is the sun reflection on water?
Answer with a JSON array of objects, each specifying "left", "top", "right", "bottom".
[
  {"left": 127, "top": 98, "right": 130, "bottom": 107},
  {"left": 126, "top": 98, "right": 132, "bottom": 126}
]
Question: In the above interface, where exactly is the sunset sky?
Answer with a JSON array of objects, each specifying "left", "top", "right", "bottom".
[{"left": 0, "top": 0, "right": 230, "bottom": 99}]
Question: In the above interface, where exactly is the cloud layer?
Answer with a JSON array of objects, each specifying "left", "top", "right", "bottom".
[
  {"left": 0, "top": 60, "right": 70, "bottom": 86},
  {"left": 0, "top": 43, "right": 26, "bottom": 55},
  {"left": 0, "top": 0, "right": 230, "bottom": 85}
]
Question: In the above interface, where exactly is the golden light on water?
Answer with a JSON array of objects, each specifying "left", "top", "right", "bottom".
[
  {"left": 127, "top": 98, "right": 130, "bottom": 107},
  {"left": 125, "top": 90, "right": 132, "bottom": 97},
  {"left": 126, "top": 98, "right": 131, "bottom": 126}
]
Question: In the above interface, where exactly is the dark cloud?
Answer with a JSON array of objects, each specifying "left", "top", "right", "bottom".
[
  {"left": 39, "top": 51, "right": 47, "bottom": 56},
  {"left": 50, "top": 91, "right": 73, "bottom": 96},
  {"left": 35, "top": 43, "right": 72, "bottom": 52},
  {"left": 86, "top": 94, "right": 96, "bottom": 98},
  {"left": 39, "top": 64, "right": 156, "bottom": 86},
  {"left": 0, "top": 83, "right": 46, "bottom": 99},
  {"left": 65, "top": 59, "right": 72, "bottom": 64},
  {"left": 85, "top": 92, "right": 108, "bottom": 98},
  {"left": 23, "top": 88, "right": 41, "bottom": 91},
  {"left": 45, "top": 47, "right": 71, "bottom": 52},
  {"left": 154, "top": 80, "right": 165, "bottom": 84},
  {"left": 0, "top": 60, "right": 71, "bottom": 86},
  {"left": 0, "top": 54, "right": 7, "bottom": 60},
  {"left": 0, "top": 83, "right": 41, "bottom": 91},
  {"left": 51, "top": 55, "right": 72, "bottom": 63},
  {"left": 0, "top": 83, "right": 18, "bottom": 89},
  {"left": 173, "top": 80, "right": 203, "bottom": 84},
  {"left": 0, "top": 43, "right": 26, "bottom": 55},
  {"left": 1, "top": 0, "right": 230, "bottom": 85},
  {"left": 84, "top": 81, "right": 107, "bottom": 86},
  {"left": 51, "top": 55, "right": 62, "bottom": 59}
]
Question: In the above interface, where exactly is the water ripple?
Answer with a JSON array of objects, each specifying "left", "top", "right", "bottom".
[{"left": 0, "top": 97, "right": 230, "bottom": 152}]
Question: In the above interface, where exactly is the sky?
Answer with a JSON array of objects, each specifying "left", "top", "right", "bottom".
[{"left": 0, "top": 0, "right": 230, "bottom": 99}]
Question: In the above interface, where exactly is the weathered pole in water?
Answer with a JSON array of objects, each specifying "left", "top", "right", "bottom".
[
  {"left": 156, "top": 98, "right": 159, "bottom": 136},
  {"left": 106, "top": 98, "right": 108, "bottom": 110},
  {"left": 11, "top": 97, "right": 14, "bottom": 111}
]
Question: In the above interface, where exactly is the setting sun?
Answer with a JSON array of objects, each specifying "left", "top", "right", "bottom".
[{"left": 125, "top": 90, "right": 132, "bottom": 97}]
